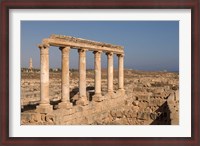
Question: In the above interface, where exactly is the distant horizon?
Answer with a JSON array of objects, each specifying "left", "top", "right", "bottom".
[
  {"left": 21, "top": 21, "right": 179, "bottom": 72},
  {"left": 21, "top": 66, "right": 179, "bottom": 73}
]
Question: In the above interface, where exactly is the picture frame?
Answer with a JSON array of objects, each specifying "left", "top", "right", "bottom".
[{"left": 0, "top": 0, "right": 199, "bottom": 145}]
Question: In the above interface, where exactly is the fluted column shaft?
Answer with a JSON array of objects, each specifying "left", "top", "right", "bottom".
[
  {"left": 94, "top": 51, "right": 101, "bottom": 95},
  {"left": 118, "top": 54, "right": 124, "bottom": 90},
  {"left": 106, "top": 52, "right": 113, "bottom": 93}
]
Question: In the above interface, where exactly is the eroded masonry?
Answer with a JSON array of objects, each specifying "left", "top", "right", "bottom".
[
  {"left": 21, "top": 34, "right": 179, "bottom": 125},
  {"left": 36, "top": 34, "right": 125, "bottom": 113}
]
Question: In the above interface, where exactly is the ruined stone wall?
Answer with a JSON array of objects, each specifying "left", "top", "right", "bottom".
[
  {"left": 21, "top": 70, "right": 179, "bottom": 125},
  {"left": 21, "top": 90, "right": 179, "bottom": 125}
]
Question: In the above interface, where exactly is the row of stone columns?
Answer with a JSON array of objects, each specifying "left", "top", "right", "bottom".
[{"left": 36, "top": 44, "right": 124, "bottom": 112}]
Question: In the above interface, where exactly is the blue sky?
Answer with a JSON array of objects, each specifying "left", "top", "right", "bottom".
[{"left": 21, "top": 21, "right": 179, "bottom": 71}]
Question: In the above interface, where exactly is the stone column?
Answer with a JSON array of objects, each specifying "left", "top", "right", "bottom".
[
  {"left": 117, "top": 54, "right": 125, "bottom": 94},
  {"left": 58, "top": 46, "right": 72, "bottom": 109},
  {"left": 36, "top": 43, "right": 52, "bottom": 113},
  {"left": 29, "top": 58, "right": 33, "bottom": 72},
  {"left": 76, "top": 49, "right": 88, "bottom": 106},
  {"left": 106, "top": 52, "right": 114, "bottom": 94},
  {"left": 93, "top": 51, "right": 103, "bottom": 101}
]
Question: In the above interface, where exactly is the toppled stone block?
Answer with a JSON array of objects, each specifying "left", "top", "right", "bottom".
[
  {"left": 116, "top": 110, "right": 123, "bottom": 118},
  {"left": 110, "top": 109, "right": 123, "bottom": 118},
  {"left": 124, "top": 109, "right": 137, "bottom": 118},
  {"left": 136, "top": 95, "right": 150, "bottom": 102},
  {"left": 150, "top": 113, "right": 157, "bottom": 120},
  {"left": 152, "top": 88, "right": 164, "bottom": 94},
  {"left": 137, "top": 112, "right": 150, "bottom": 120},
  {"left": 132, "top": 100, "right": 139, "bottom": 106},
  {"left": 46, "top": 114, "right": 55, "bottom": 124},
  {"left": 124, "top": 97, "right": 134, "bottom": 106},
  {"left": 132, "top": 106, "right": 139, "bottom": 112},
  {"left": 149, "top": 98, "right": 163, "bottom": 106}
]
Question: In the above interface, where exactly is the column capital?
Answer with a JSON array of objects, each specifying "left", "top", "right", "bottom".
[
  {"left": 117, "top": 53, "right": 125, "bottom": 57},
  {"left": 38, "top": 43, "right": 49, "bottom": 49},
  {"left": 78, "top": 48, "right": 88, "bottom": 53},
  {"left": 93, "top": 51, "right": 102, "bottom": 54},
  {"left": 38, "top": 44, "right": 49, "bottom": 55},
  {"left": 106, "top": 52, "right": 113, "bottom": 56},
  {"left": 59, "top": 46, "right": 71, "bottom": 49},
  {"left": 59, "top": 46, "right": 71, "bottom": 53}
]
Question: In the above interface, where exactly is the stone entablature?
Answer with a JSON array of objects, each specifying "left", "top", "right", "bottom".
[
  {"left": 36, "top": 34, "right": 125, "bottom": 113},
  {"left": 42, "top": 34, "right": 124, "bottom": 54}
]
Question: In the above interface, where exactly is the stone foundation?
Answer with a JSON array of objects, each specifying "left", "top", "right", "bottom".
[{"left": 21, "top": 89, "right": 179, "bottom": 125}]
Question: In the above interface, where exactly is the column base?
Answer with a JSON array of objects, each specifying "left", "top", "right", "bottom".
[
  {"left": 93, "top": 94, "right": 104, "bottom": 102},
  {"left": 58, "top": 101, "right": 73, "bottom": 109},
  {"left": 106, "top": 91, "right": 114, "bottom": 99},
  {"left": 107, "top": 91, "right": 114, "bottom": 95},
  {"left": 107, "top": 90, "right": 113, "bottom": 94},
  {"left": 118, "top": 89, "right": 125, "bottom": 95},
  {"left": 76, "top": 96, "right": 89, "bottom": 106},
  {"left": 36, "top": 104, "right": 53, "bottom": 113}
]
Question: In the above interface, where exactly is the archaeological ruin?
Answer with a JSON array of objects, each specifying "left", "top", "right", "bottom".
[
  {"left": 29, "top": 58, "right": 33, "bottom": 71},
  {"left": 21, "top": 34, "right": 179, "bottom": 125},
  {"left": 36, "top": 34, "right": 125, "bottom": 113}
]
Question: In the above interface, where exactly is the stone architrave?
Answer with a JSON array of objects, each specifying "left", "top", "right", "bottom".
[
  {"left": 106, "top": 52, "right": 114, "bottom": 94},
  {"left": 58, "top": 46, "right": 72, "bottom": 109},
  {"left": 76, "top": 49, "right": 89, "bottom": 106},
  {"left": 36, "top": 44, "right": 52, "bottom": 113},
  {"left": 93, "top": 51, "right": 103, "bottom": 102},
  {"left": 117, "top": 54, "right": 125, "bottom": 94}
]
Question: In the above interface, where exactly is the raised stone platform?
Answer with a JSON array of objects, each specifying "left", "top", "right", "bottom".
[{"left": 21, "top": 90, "right": 179, "bottom": 125}]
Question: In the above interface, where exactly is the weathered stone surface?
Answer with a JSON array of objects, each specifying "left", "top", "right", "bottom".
[
  {"left": 137, "top": 112, "right": 150, "bottom": 120},
  {"left": 44, "top": 34, "right": 124, "bottom": 54},
  {"left": 21, "top": 53, "right": 179, "bottom": 125},
  {"left": 36, "top": 104, "right": 53, "bottom": 114}
]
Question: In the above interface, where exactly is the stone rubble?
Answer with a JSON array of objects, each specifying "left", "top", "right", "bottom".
[{"left": 21, "top": 69, "right": 179, "bottom": 125}]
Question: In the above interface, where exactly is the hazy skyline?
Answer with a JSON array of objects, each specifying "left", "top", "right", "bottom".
[{"left": 21, "top": 21, "right": 179, "bottom": 71}]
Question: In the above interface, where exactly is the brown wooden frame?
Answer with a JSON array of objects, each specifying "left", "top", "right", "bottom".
[{"left": 0, "top": 0, "right": 199, "bottom": 145}]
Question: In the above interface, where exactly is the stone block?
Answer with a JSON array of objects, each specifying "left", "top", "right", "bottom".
[
  {"left": 75, "top": 106, "right": 84, "bottom": 112},
  {"left": 76, "top": 98, "right": 89, "bottom": 106},
  {"left": 93, "top": 95, "right": 104, "bottom": 102},
  {"left": 46, "top": 114, "right": 55, "bottom": 124},
  {"left": 58, "top": 102, "right": 73, "bottom": 109},
  {"left": 149, "top": 98, "right": 162, "bottom": 106},
  {"left": 116, "top": 110, "right": 123, "bottom": 118},
  {"left": 167, "top": 92, "right": 174, "bottom": 100},
  {"left": 150, "top": 113, "right": 157, "bottom": 120},
  {"left": 132, "top": 100, "right": 139, "bottom": 106},
  {"left": 21, "top": 114, "right": 31, "bottom": 123},
  {"left": 136, "top": 95, "right": 150, "bottom": 102},
  {"left": 175, "top": 90, "right": 179, "bottom": 101},
  {"left": 170, "top": 113, "right": 179, "bottom": 120},
  {"left": 152, "top": 88, "right": 164, "bottom": 94},
  {"left": 171, "top": 118, "right": 179, "bottom": 125},
  {"left": 131, "top": 106, "right": 139, "bottom": 112},
  {"left": 36, "top": 104, "right": 53, "bottom": 114},
  {"left": 137, "top": 112, "right": 150, "bottom": 120},
  {"left": 110, "top": 110, "right": 116, "bottom": 117},
  {"left": 124, "top": 110, "right": 137, "bottom": 118},
  {"left": 30, "top": 113, "right": 40, "bottom": 123}
]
